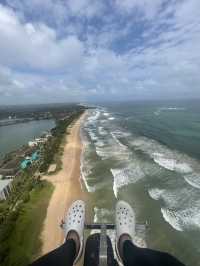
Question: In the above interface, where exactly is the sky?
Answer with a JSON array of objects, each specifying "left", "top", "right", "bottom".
[{"left": 0, "top": 0, "right": 200, "bottom": 104}]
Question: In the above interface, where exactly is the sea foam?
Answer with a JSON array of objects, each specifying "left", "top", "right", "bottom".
[
  {"left": 161, "top": 206, "right": 200, "bottom": 232},
  {"left": 80, "top": 124, "right": 97, "bottom": 193},
  {"left": 148, "top": 186, "right": 200, "bottom": 231},
  {"left": 153, "top": 155, "right": 192, "bottom": 174},
  {"left": 103, "top": 112, "right": 110, "bottom": 117},
  {"left": 98, "top": 126, "right": 107, "bottom": 136},
  {"left": 130, "top": 137, "right": 194, "bottom": 175},
  {"left": 111, "top": 132, "right": 127, "bottom": 148},
  {"left": 148, "top": 188, "right": 165, "bottom": 201},
  {"left": 161, "top": 208, "right": 183, "bottom": 231},
  {"left": 80, "top": 161, "right": 96, "bottom": 193},
  {"left": 111, "top": 166, "right": 145, "bottom": 198},
  {"left": 184, "top": 173, "right": 200, "bottom": 189}
]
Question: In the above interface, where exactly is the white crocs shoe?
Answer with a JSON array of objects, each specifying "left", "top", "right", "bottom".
[
  {"left": 115, "top": 200, "right": 135, "bottom": 263},
  {"left": 64, "top": 200, "right": 85, "bottom": 265}
]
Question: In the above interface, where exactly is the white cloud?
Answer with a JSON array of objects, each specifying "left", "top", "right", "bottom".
[
  {"left": 67, "top": 0, "right": 104, "bottom": 18},
  {"left": 174, "top": 0, "right": 200, "bottom": 26},
  {"left": 115, "top": 0, "right": 163, "bottom": 19},
  {"left": 6, "top": 0, "right": 104, "bottom": 25},
  {"left": 6, "top": 0, "right": 68, "bottom": 27},
  {"left": 0, "top": 4, "right": 84, "bottom": 71},
  {"left": 0, "top": 0, "right": 200, "bottom": 104},
  {"left": 0, "top": 66, "right": 27, "bottom": 98}
]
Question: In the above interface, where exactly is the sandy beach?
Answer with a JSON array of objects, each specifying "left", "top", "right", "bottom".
[{"left": 41, "top": 113, "right": 87, "bottom": 255}]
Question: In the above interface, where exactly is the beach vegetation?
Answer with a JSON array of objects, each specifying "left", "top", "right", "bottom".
[
  {"left": 0, "top": 180, "right": 53, "bottom": 266},
  {"left": 0, "top": 105, "right": 86, "bottom": 266},
  {"left": 39, "top": 108, "right": 85, "bottom": 173}
]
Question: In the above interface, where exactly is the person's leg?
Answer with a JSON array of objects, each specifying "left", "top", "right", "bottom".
[
  {"left": 30, "top": 239, "right": 76, "bottom": 266},
  {"left": 84, "top": 233, "right": 119, "bottom": 266},
  {"left": 115, "top": 200, "right": 135, "bottom": 264},
  {"left": 64, "top": 200, "right": 85, "bottom": 265},
  {"left": 122, "top": 239, "right": 185, "bottom": 266},
  {"left": 115, "top": 200, "right": 185, "bottom": 266},
  {"left": 30, "top": 199, "right": 86, "bottom": 266}
]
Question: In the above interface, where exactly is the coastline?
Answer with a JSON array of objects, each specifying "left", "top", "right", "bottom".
[{"left": 40, "top": 112, "right": 88, "bottom": 255}]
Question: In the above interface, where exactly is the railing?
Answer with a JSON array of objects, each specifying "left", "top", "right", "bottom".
[{"left": 84, "top": 223, "right": 115, "bottom": 230}]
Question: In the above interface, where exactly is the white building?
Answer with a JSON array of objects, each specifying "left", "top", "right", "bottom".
[
  {"left": 0, "top": 179, "right": 13, "bottom": 200},
  {"left": 28, "top": 141, "right": 38, "bottom": 147},
  {"left": 35, "top": 138, "right": 46, "bottom": 143}
]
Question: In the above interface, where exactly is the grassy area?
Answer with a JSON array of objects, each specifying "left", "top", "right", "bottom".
[
  {"left": 0, "top": 107, "right": 86, "bottom": 266},
  {"left": 0, "top": 181, "right": 54, "bottom": 266}
]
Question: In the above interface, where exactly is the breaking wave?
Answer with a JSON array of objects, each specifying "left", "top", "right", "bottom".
[
  {"left": 148, "top": 188, "right": 165, "bottom": 201},
  {"left": 130, "top": 136, "right": 200, "bottom": 177},
  {"left": 83, "top": 107, "right": 200, "bottom": 237},
  {"left": 111, "top": 132, "right": 128, "bottom": 148},
  {"left": 184, "top": 173, "right": 200, "bottom": 189},
  {"left": 161, "top": 206, "right": 200, "bottom": 232},
  {"left": 98, "top": 126, "right": 107, "bottom": 136},
  {"left": 154, "top": 107, "right": 186, "bottom": 116},
  {"left": 95, "top": 139, "right": 130, "bottom": 161},
  {"left": 86, "top": 110, "right": 100, "bottom": 125},
  {"left": 148, "top": 187, "right": 200, "bottom": 231},
  {"left": 80, "top": 159, "right": 96, "bottom": 193},
  {"left": 111, "top": 166, "right": 145, "bottom": 198},
  {"left": 153, "top": 153, "right": 192, "bottom": 174}
]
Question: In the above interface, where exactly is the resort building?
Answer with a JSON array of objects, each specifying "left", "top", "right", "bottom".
[
  {"left": 20, "top": 151, "right": 40, "bottom": 170},
  {"left": 0, "top": 179, "right": 13, "bottom": 200},
  {"left": 28, "top": 141, "right": 38, "bottom": 147}
]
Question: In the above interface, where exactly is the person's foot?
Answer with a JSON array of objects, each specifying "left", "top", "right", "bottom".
[
  {"left": 64, "top": 200, "right": 85, "bottom": 264},
  {"left": 115, "top": 200, "right": 135, "bottom": 263}
]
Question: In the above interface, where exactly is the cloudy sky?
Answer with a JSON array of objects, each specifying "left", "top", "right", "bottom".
[{"left": 0, "top": 0, "right": 200, "bottom": 104}]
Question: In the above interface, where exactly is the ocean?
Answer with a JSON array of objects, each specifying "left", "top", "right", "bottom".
[
  {"left": 81, "top": 100, "right": 200, "bottom": 266},
  {"left": 0, "top": 119, "right": 55, "bottom": 159}
]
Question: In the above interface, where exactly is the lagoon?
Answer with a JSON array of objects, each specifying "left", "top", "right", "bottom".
[{"left": 0, "top": 119, "right": 55, "bottom": 159}]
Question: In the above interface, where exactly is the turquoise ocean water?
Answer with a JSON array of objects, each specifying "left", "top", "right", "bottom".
[{"left": 81, "top": 100, "right": 200, "bottom": 266}]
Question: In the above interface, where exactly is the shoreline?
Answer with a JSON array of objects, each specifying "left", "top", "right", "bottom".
[{"left": 40, "top": 112, "right": 88, "bottom": 255}]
